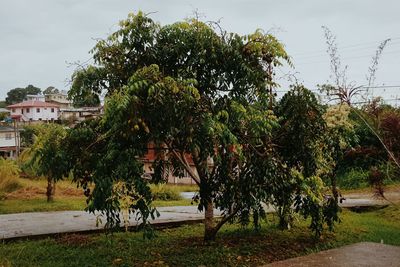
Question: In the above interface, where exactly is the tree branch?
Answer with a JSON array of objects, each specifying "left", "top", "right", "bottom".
[
  {"left": 213, "top": 207, "right": 240, "bottom": 234},
  {"left": 170, "top": 148, "right": 201, "bottom": 185}
]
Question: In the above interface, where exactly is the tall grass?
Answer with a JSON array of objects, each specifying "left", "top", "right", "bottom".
[
  {"left": 150, "top": 184, "right": 183, "bottom": 200},
  {"left": 0, "top": 158, "right": 22, "bottom": 198}
]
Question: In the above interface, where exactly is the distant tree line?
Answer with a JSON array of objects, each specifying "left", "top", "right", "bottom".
[{"left": 4, "top": 85, "right": 61, "bottom": 105}]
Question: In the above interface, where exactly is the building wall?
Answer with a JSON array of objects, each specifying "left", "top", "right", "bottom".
[
  {"left": 143, "top": 161, "right": 197, "bottom": 185},
  {"left": 10, "top": 107, "right": 59, "bottom": 121},
  {"left": 26, "top": 95, "right": 45, "bottom": 101},
  {"left": 0, "top": 130, "right": 19, "bottom": 159},
  {"left": 0, "top": 131, "right": 16, "bottom": 147},
  {"left": 45, "top": 94, "right": 71, "bottom": 108}
]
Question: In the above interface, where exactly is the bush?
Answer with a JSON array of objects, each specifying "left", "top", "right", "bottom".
[
  {"left": 0, "top": 158, "right": 22, "bottom": 198},
  {"left": 337, "top": 168, "right": 370, "bottom": 189},
  {"left": 150, "top": 184, "right": 182, "bottom": 201}
]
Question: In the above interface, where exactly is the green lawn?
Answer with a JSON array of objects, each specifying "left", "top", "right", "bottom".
[
  {"left": 0, "top": 179, "right": 197, "bottom": 214},
  {"left": 0, "top": 197, "right": 86, "bottom": 214},
  {"left": 0, "top": 197, "right": 194, "bottom": 214},
  {"left": 1, "top": 206, "right": 399, "bottom": 267}
]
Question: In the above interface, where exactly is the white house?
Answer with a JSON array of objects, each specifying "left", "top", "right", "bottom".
[
  {"left": 0, "top": 125, "right": 19, "bottom": 158},
  {"left": 7, "top": 100, "right": 60, "bottom": 122},
  {"left": 45, "top": 91, "right": 71, "bottom": 108}
]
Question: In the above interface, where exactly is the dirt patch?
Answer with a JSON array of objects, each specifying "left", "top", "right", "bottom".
[
  {"left": 59, "top": 187, "right": 84, "bottom": 197},
  {"left": 56, "top": 234, "right": 93, "bottom": 247},
  {"left": 5, "top": 186, "right": 46, "bottom": 200},
  {"left": 5, "top": 185, "right": 83, "bottom": 200}
]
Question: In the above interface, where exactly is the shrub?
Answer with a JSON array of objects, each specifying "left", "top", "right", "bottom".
[
  {"left": 0, "top": 158, "right": 22, "bottom": 198},
  {"left": 337, "top": 168, "right": 370, "bottom": 189},
  {"left": 150, "top": 184, "right": 182, "bottom": 201}
]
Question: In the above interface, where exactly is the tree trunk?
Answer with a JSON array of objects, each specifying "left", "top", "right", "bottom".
[
  {"left": 46, "top": 178, "right": 55, "bottom": 202},
  {"left": 204, "top": 200, "right": 216, "bottom": 242}
]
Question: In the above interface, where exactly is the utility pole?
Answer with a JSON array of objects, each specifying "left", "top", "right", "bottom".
[{"left": 13, "top": 119, "right": 20, "bottom": 157}]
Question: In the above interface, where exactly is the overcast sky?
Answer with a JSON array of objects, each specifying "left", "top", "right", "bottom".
[{"left": 1, "top": 0, "right": 399, "bottom": 102}]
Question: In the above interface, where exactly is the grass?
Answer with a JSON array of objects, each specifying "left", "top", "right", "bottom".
[
  {"left": 0, "top": 198, "right": 194, "bottom": 214},
  {"left": 149, "top": 184, "right": 197, "bottom": 201},
  {"left": 0, "top": 178, "right": 197, "bottom": 214},
  {"left": 0, "top": 206, "right": 399, "bottom": 267},
  {"left": 0, "top": 197, "right": 86, "bottom": 214},
  {"left": 0, "top": 159, "right": 22, "bottom": 199}
]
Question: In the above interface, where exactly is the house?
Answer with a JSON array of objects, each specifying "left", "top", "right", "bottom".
[
  {"left": 59, "top": 106, "right": 104, "bottom": 123},
  {"left": 0, "top": 125, "right": 20, "bottom": 158},
  {"left": 141, "top": 143, "right": 198, "bottom": 185},
  {"left": 7, "top": 100, "right": 60, "bottom": 122},
  {"left": 44, "top": 91, "right": 71, "bottom": 108},
  {"left": 26, "top": 94, "right": 45, "bottom": 102}
]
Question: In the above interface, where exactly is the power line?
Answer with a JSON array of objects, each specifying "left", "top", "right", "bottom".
[
  {"left": 275, "top": 86, "right": 400, "bottom": 96},
  {"left": 295, "top": 49, "right": 400, "bottom": 66},
  {"left": 294, "top": 40, "right": 400, "bottom": 60},
  {"left": 290, "top": 37, "right": 400, "bottom": 57}
]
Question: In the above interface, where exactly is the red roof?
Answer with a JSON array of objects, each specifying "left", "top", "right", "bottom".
[{"left": 7, "top": 100, "right": 60, "bottom": 109}]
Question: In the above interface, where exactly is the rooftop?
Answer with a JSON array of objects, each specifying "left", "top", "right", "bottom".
[{"left": 7, "top": 100, "right": 60, "bottom": 109}]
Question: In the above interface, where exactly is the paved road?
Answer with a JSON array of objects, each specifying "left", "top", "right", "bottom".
[
  {"left": 0, "top": 206, "right": 223, "bottom": 240},
  {"left": 0, "top": 195, "right": 389, "bottom": 240},
  {"left": 263, "top": 242, "right": 400, "bottom": 267}
]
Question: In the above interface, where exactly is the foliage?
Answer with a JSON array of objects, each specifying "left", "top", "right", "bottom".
[
  {"left": 64, "top": 118, "right": 156, "bottom": 235},
  {"left": 319, "top": 26, "right": 400, "bottom": 189},
  {"left": 337, "top": 168, "right": 370, "bottom": 189},
  {"left": 69, "top": 67, "right": 101, "bottom": 107},
  {"left": 66, "top": 11, "right": 346, "bottom": 241},
  {"left": 23, "top": 124, "right": 68, "bottom": 201},
  {"left": 150, "top": 184, "right": 182, "bottom": 201},
  {"left": 274, "top": 85, "right": 343, "bottom": 236},
  {"left": 0, "top": 158, "right": 21, "bottom": 198},
  {"left": 5, "top": 84, "right": 41, "bottom": 104},
  {"left": 43, "top": 86, "right": 59, "bottom": 95},
  {"left": 0, "top": 112, "right": 9, "bottom": 121},
  {"left": 341, "top": 103, "right": 400, "bottom": 193}
]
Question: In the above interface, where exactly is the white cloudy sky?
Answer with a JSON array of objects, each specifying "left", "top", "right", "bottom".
[{"left": 1, "top": 0, "right": 399, "bottom": 102}]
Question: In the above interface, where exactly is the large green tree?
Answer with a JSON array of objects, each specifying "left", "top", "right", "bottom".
[
  {"left": 5, "top": 85, "right": 41, "bottom": 104},
  {"left": 68, "top": 12, "right": 337, "bottom": 241}
]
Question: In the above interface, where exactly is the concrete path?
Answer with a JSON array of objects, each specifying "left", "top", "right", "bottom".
[
  {"left": 263, "top": 242, "right": 400, "bottom": 267},
  {"left": 0, "top": 194, "right": 390, "bottom": 241},
  {"left": 0, "top": 206, "right": 222, "bottom": 240}
]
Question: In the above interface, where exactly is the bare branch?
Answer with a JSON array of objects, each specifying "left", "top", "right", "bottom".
[
  {"left": 169, "top": 148, "right": 201, "bottom": 185},
  {"left": 365, "top": 38, "right": 391, "bottom": 97}
]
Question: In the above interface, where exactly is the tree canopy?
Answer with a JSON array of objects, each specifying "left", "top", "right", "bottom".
[
  {"left": 43, "top": 86, "right": 60, "bottom": 95},
  {"left": 5, "top": 85, "right": 41, "bottom": 104},
  {"left": 67, "top": 12, "right": 341, "bottom": 241}
]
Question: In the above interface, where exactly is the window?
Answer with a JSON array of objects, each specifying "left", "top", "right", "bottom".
[
  {"left": 51, "top": 108, "right": 54, "bottom": 113},
  {"left": 26, "top": 108, "right": 30, "bottom": 113},
  {"left": 5, "top": 133, "right": 12, "bottom": 140},
  {"left": 21, "top": 109, "right": 24, "bottom": 114},
  {"left": 12, "top": 109, "right": 15, "bottom": 113},
  {"left": 36, "top": 108, "right": 40, "bottom": 113}
]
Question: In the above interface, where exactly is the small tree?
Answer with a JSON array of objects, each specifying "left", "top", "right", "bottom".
[{"left": 25, "top": 124, "right": 68, "bottom": 202}]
